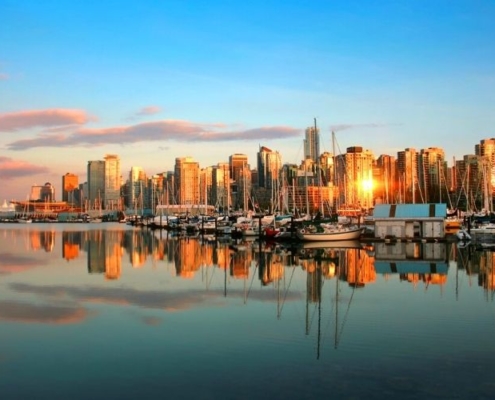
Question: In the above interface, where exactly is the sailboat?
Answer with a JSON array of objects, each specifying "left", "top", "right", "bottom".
[
  {"left": 297, "top": 121, "right": 364, "bottom": 242},
  {"left": 17, "top": 196, "right": 33, "bottom": 223}
]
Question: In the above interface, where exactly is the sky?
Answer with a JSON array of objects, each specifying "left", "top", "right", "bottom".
[{"left": 1, "top": 0, "right": 495, "bottom": 201}]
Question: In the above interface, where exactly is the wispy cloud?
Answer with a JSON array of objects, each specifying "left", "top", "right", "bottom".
[
  {"left": 329, "top": 123, "right": 401, "bottom": 132},
  {"left": 0, "top": 108, "right": 93, "bottom": 132},
  {"left": 0, "top": 252, "right": 46, "bottom": 275},
  {"left": 6, "top": 120, "right": 301, "bottom": 150},
  {"left": 0, "top": 73, "right": 8, "bottom": 80},
  {"left": 10, "top": 282, "right": 302, "bottom": 312},
  {"left": 137, "top": 105, "right": 162, "bottom": 116},
  {"left": 0, "top": 156, "right": 50, "bottom": 179},
  {"left": 0, "top": 300, "right": 89, "bottom": 324}
]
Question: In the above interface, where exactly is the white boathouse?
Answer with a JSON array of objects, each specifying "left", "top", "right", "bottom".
[{"left": 372, "top": 203, "right": 447, "bottom": 240}]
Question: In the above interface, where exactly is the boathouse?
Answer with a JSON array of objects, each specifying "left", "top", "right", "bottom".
[{"left": 372, "top": 203, "right": 447, "bottom": 240}]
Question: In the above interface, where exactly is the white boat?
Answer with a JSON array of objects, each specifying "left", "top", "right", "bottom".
[
  {"left": 298, "top": 239, "right": 363, "bottom": 249},
  {"left": 296, "top": 223, "right": 364, "bottom": 241}
]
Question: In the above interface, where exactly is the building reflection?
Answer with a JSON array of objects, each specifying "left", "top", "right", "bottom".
[
  {"left": 373, "top": 241, "right": 449, "bottom": 287},
  {"left": 15, "top": 228, "right": 495, "bottom": 295},
  {"left": 29, "top": 229, "right": 55, "bottom": 252}
]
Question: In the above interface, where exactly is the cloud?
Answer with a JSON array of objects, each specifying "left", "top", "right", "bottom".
[
  {"left": 0, "top": 253, "right": 46, "bottom": 275},
  {"left": 329, "top": 123, "right": 401, "bottom": 132},
  {"left": 0, "top": 300, "right": 88, "bottom": 324},
  {"left": 0, "top": 73, "right": 8, "bottom": 80},
  {"left": 0, "top": 108, "right": 92, "bottom": 132},
  {"left": 137, "top": 105, "right": 162, "bottom": 116},
  {"left": 0, "top": 157, "right": 50, "bottom": 180},
  {"left": 6, "top": 120, "right": 301, "bottom": 150},
  {"left": 10, "top": 283, "right": 302, "bottom": 312}
]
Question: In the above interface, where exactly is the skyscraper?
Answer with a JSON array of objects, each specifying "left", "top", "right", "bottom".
[
  {"left": 87, "top": 160, "right": 105, "bottom": 209},
  {"left": 212, "top": 162, "right": 230, "bottom": 211},
  {"left": 418, "top": 147, "right": 445, "bottom": 203},
  {"left": 175, "top": 157, "right": 200, "bottom": 205},
  {"left": 257, "top": 146, "right": 281, "bottom": 189},
  {"left": 104, "top": 154, "right": 121, "bottom": 209},
  {"left": 304, "top": 125, "right": 320, "bottom": 162},
  {"left": 397, "top": 148, "right": 419, "bottom": 203},
  {"left": 62, "top": 173, "right": 79, "bottom": 203},
  {"left": 335, "top": 146, "right": 375, "bottom": 210},
  {"left": 127, "top": 166, "right": 146, "bottom": 210},
  {"left": 476, "top": 138, "right": 495, "bottom": 196}
]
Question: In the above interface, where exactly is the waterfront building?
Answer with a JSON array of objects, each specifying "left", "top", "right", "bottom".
[
  {"left": 126, "top": 166, "right": 147, "bottom": 211},
  {"left": 304, "top": 125, "right": 320, "bottom": 163},
  {"left": 418, "top": 147, "right": 446, "bottom": 203},
  {"left": 175, "top": 157, "right": 200, "bottom": 206},
  {"left": 87, "top": 160, "right": 105, "bottom": 210},
  {"left": 374, "top": 154, "right": 397, "bottom": 205},
  {"left": 212, "top": 162, "right": 230, "bottom": 212},
  {"left": 397, "top": 148, "right": 419, "bottom": 203},
  {"left": 319, "top": 151, "right": 334, "bottom": 186},
  {"left": 39, "top": 182, "right": 55, "bottom": 202},
  {"left": 104, "top": 154, "right": 121, "bottom": 210},
  {"left": 62, "top": 173, "right": 79, "bottom": 204},
  {"left": 476, "top": 138, "right": 495, "bottom": 195},
  {"left": 335, "top": 146, "right": 375, "bottom": 211},
  {"left": 200, "top": 166, "right": 213, "bottom": 208},
  {"left": 455, "top": 154, "right": 489, "bottom": 212},
  {"left": 229, "top": 154, "right": 250, "bottom": 210},
  {"left": 30, "top": 184, "right": 43, "bottom": 201},
  {"left": 257, "top": 146, "right": 281, "bottom": 190},
  {"left": 229, "top": 153, "right": 249, "bottom": 184}
]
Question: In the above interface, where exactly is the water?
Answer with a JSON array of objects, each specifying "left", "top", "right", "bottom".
[{"left": 0, "top": 223, "right": 494, "bottom": 400}]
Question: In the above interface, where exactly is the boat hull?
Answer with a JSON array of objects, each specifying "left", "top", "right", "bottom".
[{"left": 297, "top": 226, "right": 363, "bottom": 241}]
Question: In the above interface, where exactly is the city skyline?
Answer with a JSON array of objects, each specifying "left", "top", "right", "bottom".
[{"left": 1, "top": 1, "right": 495, "bottom": 201}]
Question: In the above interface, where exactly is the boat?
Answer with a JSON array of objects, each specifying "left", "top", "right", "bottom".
[
  {"left": 296, "top": 223, "right": 364, "bottom": 241},
  {"left": 297, "top": 239, "right": 363, "bottom": 249}
]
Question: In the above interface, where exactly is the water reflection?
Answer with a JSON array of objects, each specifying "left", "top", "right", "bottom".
[
  {"left": 4, "top": 226, "right": 495, "bottom": 294},
  {"left": 2, "top": 225, "right": 495, "bottom": 399}
]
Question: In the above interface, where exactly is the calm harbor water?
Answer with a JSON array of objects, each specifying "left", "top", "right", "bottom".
[{"left": 0, "top": 223, "right": 494, "bottom": 400}]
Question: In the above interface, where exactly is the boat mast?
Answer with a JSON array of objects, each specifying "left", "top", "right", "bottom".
[{"left": 315, "top": 118, "right": 323, "bottom": 216}]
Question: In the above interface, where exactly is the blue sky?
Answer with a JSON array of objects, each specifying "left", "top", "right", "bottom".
[{"left": 1, "top": 0, "right": 495, "bottom": 200}]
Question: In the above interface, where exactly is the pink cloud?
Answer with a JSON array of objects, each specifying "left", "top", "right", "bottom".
[
  {"left": 0, "top": 73, "right": 8, "bottom": 80},
  {"left": 0, "top": 108, "right": 92, "bottom": 132},
  {"left": 137, "top": 105, "right": 162, "bottom": 116},
  {"left": 6, "top": 119, "right": 301, "bottom": 150},
  {"left": 0, "top": 156, "right": 50, "bottom": 179},
  {"left": 0, "top": 300, "right": 88, "bottom": 324}
]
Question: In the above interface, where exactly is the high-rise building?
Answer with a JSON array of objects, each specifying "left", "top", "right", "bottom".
[
  {"left": 375, "top": 155, "right": 397, "bottom": 204},
  {"left": 304, "top": 125, "right": 320, "bottom": 162},
  {"left": 62, "top": 173, "right": 78, "bottom": 203},
  {"left": 104, "top": 154, "right": 121, "bottom": 209},
  {"left": 335, "top": 146, "right": 375, "bottom": 210},
  {"left": 476, "top": 138, "right": 495, "bottom": 196},
  {"left": 257, "top": 146, "right": 281, "bottom": 189},
  {"left": 40, "top": 182, "right": 55, "bottom": 202},
  {"left": 87, "top": 160, "right": 105, "bottom": 209},
  {"left": 127, "top": 166, "right": 146, "bottom": 210},
  {"left": 175, "top": 157, "right": 200, "bottom": 205},
  {"left": 229, "top": 154, "right": 249, "bottom": 183},
  {"left": 455, "top": 154, "right": 485, "bottom": 211},
  {"left": 200, "top": 166, "right": 213, "bottom": 206},
  {"left": 29, "top": 185, "right": 43, "bottom": 201},
  {"left": 212, "top": 162, "right": 231, "bottom": 211},
  {"left": 397, "top": 148, "right": 419, "bottom": 203},
  {"left": 418, "top": 147, "right": 445, "bottom": 203}
]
